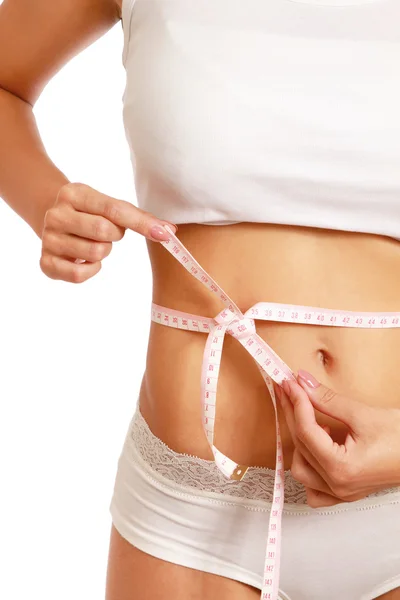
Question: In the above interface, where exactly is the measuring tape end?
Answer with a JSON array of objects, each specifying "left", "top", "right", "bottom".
[{"left": 230, "top": 465, "right": 249, "bottom": 481}]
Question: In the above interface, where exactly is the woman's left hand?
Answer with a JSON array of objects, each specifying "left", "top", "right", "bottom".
[{"left": 275, "top": 370, "right": 400, "bottom": 508}]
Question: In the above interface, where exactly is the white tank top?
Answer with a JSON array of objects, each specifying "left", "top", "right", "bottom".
[{"left": 120, "top": 0, "right": 400, "bottom": 239}]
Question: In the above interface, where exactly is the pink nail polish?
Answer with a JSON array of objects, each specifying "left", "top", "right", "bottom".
[
  {"left": 163, "top": 223, "right": 178, "bottom": 234},
  {"left": 298, "top": 369, "right": 321, "bottom": 389},
  {"left": 150, "top": 225, "right": 170, "bottom": 241}
]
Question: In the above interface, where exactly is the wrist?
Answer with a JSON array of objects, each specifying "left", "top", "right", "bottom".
[
  {"left": 383, "top": 407, "right": 400, "bottom": 488},
  {"left": 393, "top": 408, "right": 400, "bottom": 485}
]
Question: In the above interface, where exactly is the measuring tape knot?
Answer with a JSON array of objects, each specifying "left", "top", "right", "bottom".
[
  {"left": 229, "top": 316, "right": 256, "bottom": 340},
  {"left": 213, "top": 308, "right": 256, "bottom": 340},
  {"left": 213, "top": 307, "right": 240, "bottom": 326}
]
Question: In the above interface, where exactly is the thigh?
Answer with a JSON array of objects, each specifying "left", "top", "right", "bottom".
[{"left": 105, "top": 525, "right": 261, "bottom": 600}]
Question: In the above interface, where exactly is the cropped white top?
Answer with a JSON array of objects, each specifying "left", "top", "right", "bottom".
[{"left": 120, "top": 0, "right": 400, "bottom": 239}]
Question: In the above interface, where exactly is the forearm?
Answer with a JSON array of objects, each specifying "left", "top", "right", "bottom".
[{"left": 0, "top": 86, "right": 70, "bottom": 239}]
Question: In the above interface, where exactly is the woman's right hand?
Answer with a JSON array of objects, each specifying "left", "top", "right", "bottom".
[{"left": 39, "top": 182, "right": 177, "bottom": 283}]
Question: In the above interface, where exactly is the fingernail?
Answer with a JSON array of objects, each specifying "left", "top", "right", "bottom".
[
  {"left": 149, "top": 224, "right": 170, "bottom": 241},
  {"left": 298, "top": 369, "right": 321, "bottom": 389},
  {"left": 164, "top": 223, "right": 178, "bottom": 234},
  {"left": 274, "top": 384, "right": 282, "bottom": 401},
  {"left": 282, "top": 380, "right": 290, "bottom": 395}
]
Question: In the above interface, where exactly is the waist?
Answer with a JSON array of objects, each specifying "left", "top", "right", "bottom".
[{"left": 141, "top": 222, "right": 400, "bottom": 468}]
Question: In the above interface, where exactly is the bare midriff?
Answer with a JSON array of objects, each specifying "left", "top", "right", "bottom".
[{"left": 139, "top": 222, "right": 400, "bottom": 470}]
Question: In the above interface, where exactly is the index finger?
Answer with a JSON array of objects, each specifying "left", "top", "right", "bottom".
[
  {"left": 62, "top": 183, "right": 176, "bottom": 238},
  {"left": 282, "top": 380, "right": 337, "bottom": 470},
  {"left": 277, "top": 382, "right": 330, "bottom": 478}
]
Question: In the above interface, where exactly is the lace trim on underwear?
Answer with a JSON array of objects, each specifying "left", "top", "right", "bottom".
[{"left": 125, "top": 406, "right": 400, "bottom": 505}]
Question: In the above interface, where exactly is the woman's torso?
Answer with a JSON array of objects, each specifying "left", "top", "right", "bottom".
[
  {"left": 116, "top": 0, "right": 400, "bottom": 469},
  {"left": 142, "top": 223, "right": 400, "bottom": 469}
]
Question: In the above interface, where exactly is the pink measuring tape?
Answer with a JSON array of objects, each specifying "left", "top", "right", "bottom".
[{"left": 151, "top": 225, "right": 400, "bottom": 600}]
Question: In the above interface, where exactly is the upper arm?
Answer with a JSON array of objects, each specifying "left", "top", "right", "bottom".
[{"left": 0, "top": 0, "right": 121, "bottom": 107}]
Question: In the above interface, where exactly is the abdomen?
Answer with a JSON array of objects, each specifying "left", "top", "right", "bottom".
[{"left": 140, "top": 222, "right": 400, "bottom": 469}]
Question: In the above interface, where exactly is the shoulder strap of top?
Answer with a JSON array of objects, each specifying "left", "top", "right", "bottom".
[{"left": 121, "top": 0, "right": 136, "bottom": 67}]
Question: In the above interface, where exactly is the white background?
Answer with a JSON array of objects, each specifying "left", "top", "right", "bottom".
[{"left": 0, "top": 15, "right": 151, "bottom": 600}]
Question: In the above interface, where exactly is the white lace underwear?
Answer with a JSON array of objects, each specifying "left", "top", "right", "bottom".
[
  {"left": 110, "top": 404, "right": 400, "bottom": 599},
  {"left": 124, "top": 405, "right": 399, "bottom": 505}
]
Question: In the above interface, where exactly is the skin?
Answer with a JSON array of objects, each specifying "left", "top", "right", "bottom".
[
  {"left": 0, "top": 0, "right": 399, "bottom": 598},
  {"left": 275, "top": 372, "right": 400, "bottom": 506}
]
